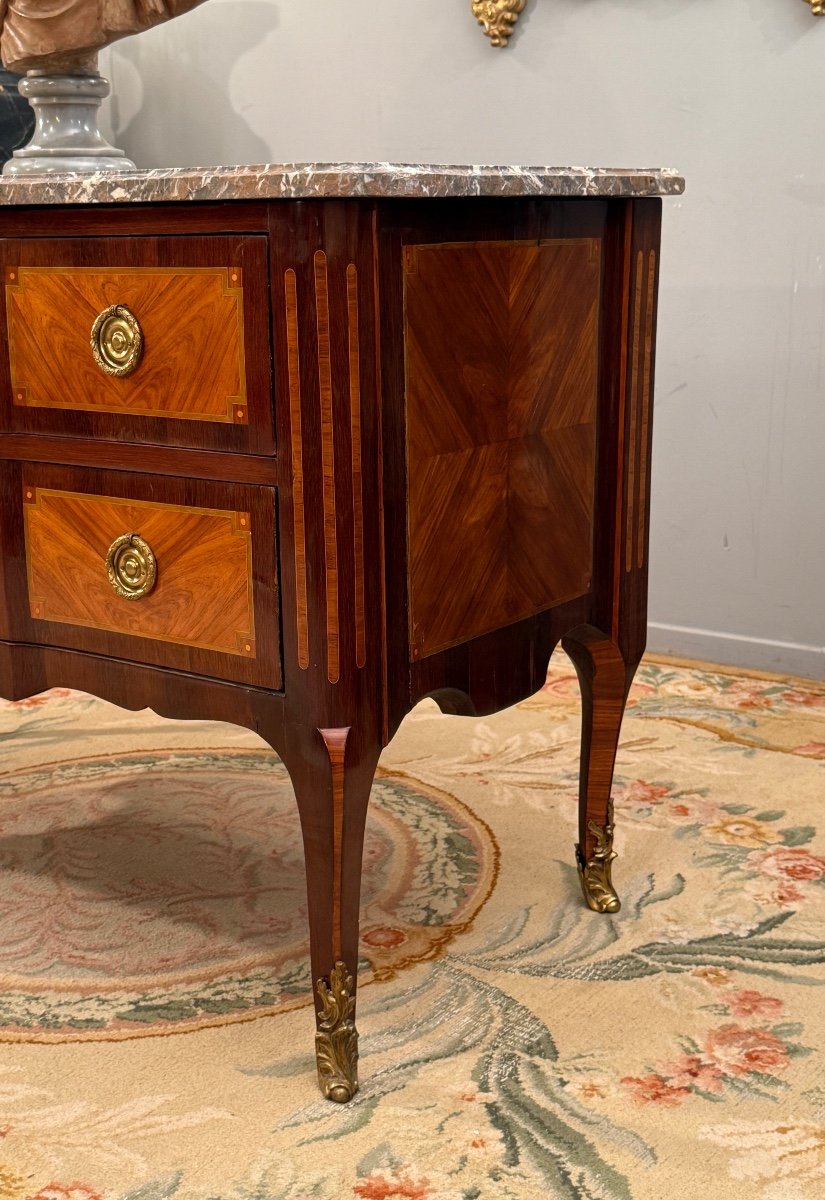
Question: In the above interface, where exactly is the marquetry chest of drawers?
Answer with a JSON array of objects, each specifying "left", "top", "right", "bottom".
[{"left": 0, "top": 163, "right": 683, "bottom": 1104}]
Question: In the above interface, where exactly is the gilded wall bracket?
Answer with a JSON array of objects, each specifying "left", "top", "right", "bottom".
[
  {"left": 472, "top": 0, "right": 526, "bottom": 46},
  {"left": 804, "top": 0, "right": 824, "bottom": 13}
]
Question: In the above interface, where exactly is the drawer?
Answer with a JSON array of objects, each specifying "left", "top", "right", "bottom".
[
  {"left": 5, "top": 463, "right": 281, "bottom": 689},
  {"left": 1, "top": 235, "right": 274, "bottom": 454}
]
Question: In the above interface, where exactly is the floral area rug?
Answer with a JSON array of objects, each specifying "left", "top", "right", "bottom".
[{"left": 0, "top": 655, "right": 822, "bottom": 1199}]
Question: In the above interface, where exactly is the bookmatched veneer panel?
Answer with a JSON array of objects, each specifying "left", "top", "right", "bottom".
[{"left": 404, "top": 237, "right": 601, "bottom": 659}]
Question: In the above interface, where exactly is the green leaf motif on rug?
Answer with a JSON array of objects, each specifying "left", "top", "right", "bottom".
[{"left": 119, "top": 1173, "right": 183, "bottom": 1200}]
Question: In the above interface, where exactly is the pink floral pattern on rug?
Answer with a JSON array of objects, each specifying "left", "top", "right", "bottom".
[
  {"left": 0, "top": 746, "right": 496, "bottom": 1039},
  {"left": 621, "top": 974, "right": 808, "bottom": 1108},
  {"left": 0, "top": 657, "right": 821, "bottom": 1198}
]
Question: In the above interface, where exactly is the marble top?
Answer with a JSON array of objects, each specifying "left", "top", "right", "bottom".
[{"left": 0, "top": 162, "right": 684, "bottom": 206}]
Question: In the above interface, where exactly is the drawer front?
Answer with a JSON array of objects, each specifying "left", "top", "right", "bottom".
[
  {"left": 10, "top": 464, "right": 281, "bottom": 689},
  {"left": 2, "top": 235, "right": 273, "bottom": 454}
]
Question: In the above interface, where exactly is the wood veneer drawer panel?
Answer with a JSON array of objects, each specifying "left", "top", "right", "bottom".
[
  {"left": 1, "top": 235, "right": 274, "bottom": 454},
  {"left": 8, "top": 463, "right": 281, "bottom": 689}
]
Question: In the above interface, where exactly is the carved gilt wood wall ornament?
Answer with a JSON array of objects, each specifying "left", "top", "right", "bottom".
[
  {"left": 804, "top": 0, "right": 823, "bottom": 14},
  {"left": 472, "top": 0, "right": 526, "bottom": 46}
]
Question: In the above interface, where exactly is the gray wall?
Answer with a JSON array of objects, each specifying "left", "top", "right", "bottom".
[{"left": 101, "top": 0, "right": 825, "bottom": 678}]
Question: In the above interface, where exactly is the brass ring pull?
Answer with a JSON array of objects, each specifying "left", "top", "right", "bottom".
[
  {"left": 91, "top": 304, "right": 143, "bottom": 377},
  {"left": 106, "top": 532, "right": 157, "bottom": 600}
]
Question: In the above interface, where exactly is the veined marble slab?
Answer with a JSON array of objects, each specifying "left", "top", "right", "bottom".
[{"left": 0, "top": 162, "right": 684, "bottom": 206}]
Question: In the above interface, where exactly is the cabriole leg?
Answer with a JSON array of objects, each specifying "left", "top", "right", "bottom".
[
  {"left": 562, "top": 626, "right": 633, "bottom": 914},
  {"left": 285, "top": 727, "right": 378, "bottom": 1102}
]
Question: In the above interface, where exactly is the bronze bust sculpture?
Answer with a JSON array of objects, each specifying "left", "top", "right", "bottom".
[{"left": 0, "top": 1, "right": 208, "bottom": 73}]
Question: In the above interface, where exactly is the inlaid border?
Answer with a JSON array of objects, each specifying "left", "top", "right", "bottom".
[
  {"left": 347, "top": 263, "right": 367, "bottom": 670},
  {"left": 314, "top": 251, "right": 341, "bottom": 685},
  {"left": 285, "top": 252, "right": 368, "bottom": 684},
  {"left": 319, "top": 726, "right": 350, "bottom": 962},
  {"left": 7, "top": 265, "right": 248, "bottom": 424},
  {"left": 637, "top": 250, "right": 657, "bottom": 569},
  {"left": 625, "top": 251, "right": 644, "bottom": 575},
  {"left": 23, "top": 484, "right": 256, "bottom": 658},
  {"left": 624, "top": 249, "right": 657, "bottom": 575},
  {"left": 285, "top": 268, "right": 310, "bottom": 670}
]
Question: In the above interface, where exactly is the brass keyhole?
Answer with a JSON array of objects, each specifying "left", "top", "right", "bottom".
[
  {"left": 106, "top": 532, "right": 156, "bottom": 600},
  {"left": 91, "top": 304, "right": 143, "bottom": 377}
]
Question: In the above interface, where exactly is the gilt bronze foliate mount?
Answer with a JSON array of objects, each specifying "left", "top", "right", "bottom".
[
  {"left": 472, "top": 0, "right": 526, "bottom": 46},
  {"left": 575, "top": 799, "right": 621, "bottom": 914},
  {"left": 315, "top": 961, "right": 359, "bottom": 1103}
]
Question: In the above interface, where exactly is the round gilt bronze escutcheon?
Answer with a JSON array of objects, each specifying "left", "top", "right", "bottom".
[
  {"left": 106, "top": 532, "right": 157, "bottom": 600},
  {"left": 90, "top": 304, "right": 143, "bottom": 377}
]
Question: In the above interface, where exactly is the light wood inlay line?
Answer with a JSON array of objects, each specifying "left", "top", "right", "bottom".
[
  {"left": 285, "top": 269, "right": 309, "bottom": 670},
  {"left": 347, "top": 263, "right": 366, "bottom": 669},
  {"left": 625, "top": 251, "right": 644, "bottom": 574},
  {"left": 319, "top": 726, "right": 350, "bottom": 963},
  {"left": 611, "top": 206, "right": 634, "bottom": 640},
  {"left": 637, "top": 249, "right": 657, "bottom": 570},
  {"left": 314, "top": 251, "right": 340, "bottom": 684},
  {"left": 371, "top": 207, "right": 391, "bottom": 744}
]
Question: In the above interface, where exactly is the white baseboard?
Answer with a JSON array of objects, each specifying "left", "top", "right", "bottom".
[{"left": 646, "top": 622, "right": 825, "bottom": 681}]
